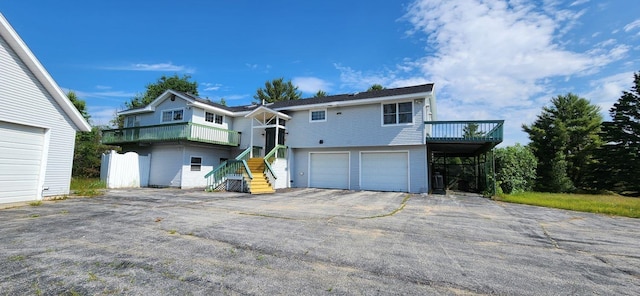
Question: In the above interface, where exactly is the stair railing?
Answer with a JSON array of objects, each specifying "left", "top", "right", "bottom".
[
  {"left": 205, "top": 146, "right": 256, "bottom": 191},
  {"left": 261, "top": 145, "right": 287, "bottom": 190}
]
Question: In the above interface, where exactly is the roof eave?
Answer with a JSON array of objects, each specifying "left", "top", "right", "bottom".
[
  {"left": 0, "top": 13, "right": 91, "bottom": 132},
  {"left": 273, "top": 91, "right": 434, "bottom": 112}
]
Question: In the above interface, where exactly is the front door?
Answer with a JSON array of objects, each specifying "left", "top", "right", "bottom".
[{"left": 265, "top": 127, "right": 285, "bottom": 154}]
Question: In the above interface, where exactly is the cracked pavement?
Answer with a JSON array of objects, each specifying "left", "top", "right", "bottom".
[{"left": 1, "top": 188, "right": 639, "bottom": 295}]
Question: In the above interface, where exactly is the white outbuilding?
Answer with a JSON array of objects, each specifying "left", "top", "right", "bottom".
[{"left": 0, "top": 13, "right": 91, "bottom": 203}]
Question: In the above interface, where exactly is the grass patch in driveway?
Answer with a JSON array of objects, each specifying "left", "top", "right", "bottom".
[
  {"left": 70, "top": 177, "right": 105, "bottom": 197},
  {"left": 494, "top": 192, "right": 640, "bottom": 218}
]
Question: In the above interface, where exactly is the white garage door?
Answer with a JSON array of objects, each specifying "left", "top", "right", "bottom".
[
  {"left": 361, "top": 152, "right": 409, "bottom": 192},
  {"left": 309, "top": 152, "right": 349, "bottom": 189},
  {"left": 0, "top": 121, "right": 45, "bottom": 203},
  {"left": 149, "top": 146, "right": 183, "bottom": 187}
]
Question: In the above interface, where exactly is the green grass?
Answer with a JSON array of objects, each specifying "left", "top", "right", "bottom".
[
  {"left": 28, "top": 200, "right": 42, "bottom": 206},
  {"left": 70, "top": 178, "right": 106, "bottom": 197},
  {"left": 495, "top": 192, "right": 640, "bottom": 218}
]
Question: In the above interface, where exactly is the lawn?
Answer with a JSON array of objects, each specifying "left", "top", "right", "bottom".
[
  {"left": 494, "top": 192, "right": 640, "bottom": 218},
  {"left": 70, "top": 177, "right": 105, "bottom": 196}
]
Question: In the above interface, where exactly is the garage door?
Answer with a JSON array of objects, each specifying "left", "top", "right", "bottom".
[
  {"left": 0, "top": 121, "right": 46, "bottom": 203},
  {"left": 149, "top": 146, "right": 183, "bottom": 187},
  {"left": 309, "top": 152, "right": 349, "bottom": 189},
  {"left": 360, "top": 152, "right": 409, "bottom": 192}
]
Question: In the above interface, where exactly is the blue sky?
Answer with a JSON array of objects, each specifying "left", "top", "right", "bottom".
[{"left": 1, "top": 0, "right": 639, "bottom": 146}]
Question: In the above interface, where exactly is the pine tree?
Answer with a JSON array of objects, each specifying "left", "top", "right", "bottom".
[
  {"left": 523, "top": 93, "right": 602, "bottom": 192},
  {"left": 593, "top": 72, "right": 640, "bottom": 195}
]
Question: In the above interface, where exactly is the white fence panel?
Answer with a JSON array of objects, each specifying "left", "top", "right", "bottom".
[{"left": 100, "top": 150, "right": 150, "bottom": 188}]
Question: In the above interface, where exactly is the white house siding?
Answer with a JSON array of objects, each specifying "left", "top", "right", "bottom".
[
  {"left": 284, "top": 100, "right": 425, "bottom": 148},
  {"left": 291, "top": 145, "right": 427, "bottom": 193},
  {"left": 230, "top": 117, "right": 254, "bottom": 153},
  {"left": 0, "top": 35, "right": 78, "bottom": 199},
  {"left": 190, "top": 107, "right": 230, "bottom": 130},
  {"left": 180, "top": 144, "right": 232, "bottom": 189}
]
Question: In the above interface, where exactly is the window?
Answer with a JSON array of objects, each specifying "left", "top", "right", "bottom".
[
  {"left": 125, "top": 115, "right": 140, "bottom": 127},
  {"left": 205, "top": 112, "right": 223, "bottom": 124},
  {"left": 162, "top": 109, "right": 183, "bottom": 122},
  {"left": 190, "top": 157, "right": 202, "bottom": 171},
  {"left": 382, "top": 102, "right": 413, "bottom": 125},
  {"left": 310, "top": 109, "right": 326, "bottom": 122}
]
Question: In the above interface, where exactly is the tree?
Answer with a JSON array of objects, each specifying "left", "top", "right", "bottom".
[
  {"left": 218, "top": 97, "right": 227, "bottom": 106},
  {"left": 126, "top": 74, "right": 198, "bottom": 109},
  {"left": 67, "top": 91, "right": 113, "bottom": 178},
  {"left": 254, "top": 78, "right": 301, "bottom": 104},
  {"left": 314, "top": 90, "right": 327, "bottom": 98},
  {"left": 592, "top": 72, "right": 640, "bottom": 195},
  {"left": 522, "top": 93, "right": 602, "bottom": 192},
  {"left": 495, "top": 144, "right": 537, "bottom": 194},
  {"left": 367, "top": 84, "right": 385, "bottom": 91},
  {"left": 68, "top": 91, "right": 90, "bottom": 121},
  {"left": 463, "top": 123, "right": 484, "bottom": 138}
]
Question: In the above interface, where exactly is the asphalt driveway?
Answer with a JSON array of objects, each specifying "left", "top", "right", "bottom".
[{"left": 1, "top": 188, "right": 638, "bottom": 295}]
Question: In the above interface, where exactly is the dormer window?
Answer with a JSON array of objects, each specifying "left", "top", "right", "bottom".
[
  {"left": 162, "top": 109, "right": 184, "bottom": 123},
  {"left": 205, "top": 112, "right": 224, "bottom": 124},
  {"left": 382, "top": 102, "right": 412, "bottom": 125}
]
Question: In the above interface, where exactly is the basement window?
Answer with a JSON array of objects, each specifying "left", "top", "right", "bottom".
[{"left": 190, "top": 157, "right": 202, "bottom": 171}]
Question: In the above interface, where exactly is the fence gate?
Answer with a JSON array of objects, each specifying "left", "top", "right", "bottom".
[{"left": 100, "top": 150, "right": 151, "bottom": 188}]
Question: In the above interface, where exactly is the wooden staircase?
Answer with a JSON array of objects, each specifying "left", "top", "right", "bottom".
[{"left": 246, "top": 158, "right": 275, "bottom": 194}]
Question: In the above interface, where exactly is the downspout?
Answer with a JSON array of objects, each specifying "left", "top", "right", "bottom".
[{"left": 250, "top": 118, "right": 254, "bottom": 158}]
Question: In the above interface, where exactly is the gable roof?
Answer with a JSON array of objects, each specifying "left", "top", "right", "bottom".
[
  {"left": 0, "top": 13, "right": 91, "bottom": 132},
  {"left": 118, "top": 89, "right": 237, "bottom": 116},
  {"left": 119, "top": 83, "right": 435, "bottom": 116}
]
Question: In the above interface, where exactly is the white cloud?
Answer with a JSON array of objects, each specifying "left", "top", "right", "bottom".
[
  {"left": 103, "top": 62, "right": 194, "bottom": 73},
  {"left": 570, "top": 0, "right": 589, "bottom": 7},
  {"left": 87, "top": 106, "right": 119, "bottom": 127},
  {"left": 292, "top": 77, "right": 332, "bottom": 93},
  {"left": 202, "top": 82, "right": 223, "bottom": 91},
  {"left": 334, "top": 64, "right": 395, "bottom": 90},
  {"left": 584, "top": 71, "right": 635, "bottom": 118},
  {"left": 402, "top": 0, "right": 622, "bottom": 108},
  {"left": 624, "top": 19, "right": 640, "bottom": 34},
  {"left": 95, "top": 85, "right": 112, "bottom": 90}
]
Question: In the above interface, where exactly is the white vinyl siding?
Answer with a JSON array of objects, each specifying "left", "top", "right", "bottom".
[
  {"left": 0, "top": 122, "right": 46, "bottom": 203},
  {"left": 0, "top": 35, "right": 78, "bottom": 200},
  {"left": 360, "top": 151, "right": 409, "bottom": 192},
  {"left": 309, "top": 152, "right": 349, "bottom": 189}
]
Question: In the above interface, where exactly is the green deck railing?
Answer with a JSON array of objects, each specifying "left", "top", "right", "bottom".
[
  {"left": 425, "top": 120, "right": 504, "bottom": 143},
  {"left": 102, "top": 122, "right": 240, "bottom": 146}
]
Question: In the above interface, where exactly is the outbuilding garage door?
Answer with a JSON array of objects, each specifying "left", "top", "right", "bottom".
[
  {"left": 0, "top": 121, "right": 46, "bottom": 203},
  {"left": 309, "top": 152, "right": 349, "bottom": 189},
  {"left": 149, "top": 146, "right": 183, "bottom": 187},
  {"left": 360, "top": 151, "right": 409, "bottom": 192}
]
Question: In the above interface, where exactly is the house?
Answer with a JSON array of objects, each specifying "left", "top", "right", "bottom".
[
  {"left": 0, "top": 14, "right": 91, "bottom": 204},
  {"left": 103, "top": 84, "right": 503, "bottom": 194}
]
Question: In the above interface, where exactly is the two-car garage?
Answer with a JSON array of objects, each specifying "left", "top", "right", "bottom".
[{"left": 307, "top": 151, "right": 410, "bottom": 192}]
